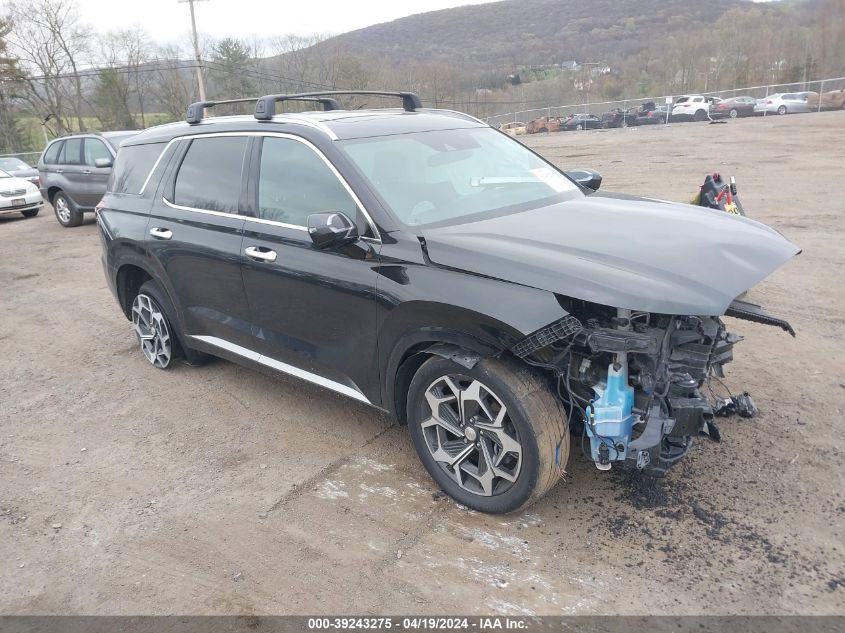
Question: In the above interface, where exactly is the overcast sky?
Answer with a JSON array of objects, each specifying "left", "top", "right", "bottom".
[{"left": 74, "top": 0, "right": 493, "bottom": 43}]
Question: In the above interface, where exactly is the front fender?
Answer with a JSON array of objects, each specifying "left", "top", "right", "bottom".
[{"left": 375, "top": 257, "right": 568, "bottom": 415}]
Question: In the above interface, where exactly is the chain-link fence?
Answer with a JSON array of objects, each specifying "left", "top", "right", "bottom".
[
  {"left": 0, "top": 151, "right": 43, "bottom": 168},
  {"left": 484, "top": 76, "right": 845, "bottom": 130}
]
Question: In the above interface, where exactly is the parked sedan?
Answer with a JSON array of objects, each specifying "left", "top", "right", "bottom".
[
  {"left": 636, "top": 105, "right": 671, "bottom": 125},
  {"left": 562, "top": 114, "right": 603, "bottom": 130},
  {"left": 754, "top": 93, "right": 812, "bottom": 115},
  {"left": 0, "top": 170, "right": 43, "bottom": 219},
  {"left": 0, "top": 156, "right": 39, "bottom": 184},
  {"left": 710, "top": 96, "right": 756, "bottom": 119}
]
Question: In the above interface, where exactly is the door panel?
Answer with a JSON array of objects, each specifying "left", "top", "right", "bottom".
[
  {"left": 81, "top": 138, "right": 113, "bottom": 207},
  {"left": 56, "top": 137, "right": 88, "bottom": 208},
  {"left": 146, "top": 203, "right": 250, "bottom": 346},
  {"left": 144, "top": 135, "right": 252, "bottom": 348},
  {"left": 241, "top": 224, "right": 381, "bottom": 403},
  {"left": 239, "top": 135, "right": 381, "bottom": 403}
]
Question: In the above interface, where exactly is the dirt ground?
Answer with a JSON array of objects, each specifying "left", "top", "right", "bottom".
[{"left": 1, "top": 112, "right": 843, "bottom": 616}]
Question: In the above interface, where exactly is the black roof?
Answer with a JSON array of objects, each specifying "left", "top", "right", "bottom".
[{"left": 125, "top": 109, "right": 487, "bottom": 146}]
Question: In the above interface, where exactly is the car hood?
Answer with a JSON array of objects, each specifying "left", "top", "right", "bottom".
[
  {"left": 420, "top": 193, "right": 800, "bottom": 316},
  {"left": 0, "top": 175, "right": 37, "bottom": 191},
  {"left": 10, "top": 168, "right": 38, "bottom": 179}
]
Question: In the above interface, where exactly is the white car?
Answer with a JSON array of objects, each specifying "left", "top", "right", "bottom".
[
  {"left": 754, "top": 93, "right": 812, "bottom": 115},
  {"left": 0, "top": 170, "right": 44, "bottom": 219},
  {"left": 671, "top": 95, "right": 711, "bottom": 121}
]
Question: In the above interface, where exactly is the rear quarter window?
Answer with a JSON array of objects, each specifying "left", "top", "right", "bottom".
[
  {"left": 42, "top": 141, "right": 63, "bottom": 165},
  {"left": 108, "top": 142, "right": 166, "bottom": 195}
]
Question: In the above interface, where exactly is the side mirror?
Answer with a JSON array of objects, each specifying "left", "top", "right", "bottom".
[
  {"left": 564, "top": 167, "right": 602, "bottom": 191},
  {"left": 307, "top": 212, "right": 359, "bottom": 249},
  {"left": 94, "top": 157, "right": 113, "bottom": 168}
]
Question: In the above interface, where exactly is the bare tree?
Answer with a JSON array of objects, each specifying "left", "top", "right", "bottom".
[
  {"left": 152, "top": 44, "right": 193, "bottom": 121},
  {"left": 7, "top": 0, "right": 90, "bottom": 133}
]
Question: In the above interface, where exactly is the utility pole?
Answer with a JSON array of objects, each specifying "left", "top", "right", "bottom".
[{"left": 178, "top": 0, "right": 208, "bottom": 102}]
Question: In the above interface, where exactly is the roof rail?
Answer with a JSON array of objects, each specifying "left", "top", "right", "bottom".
[
  {"left": 186, "top": 96, "right": 341, "bottom": 124},
  {"left": 254, "top": 90, "right": 423, "bottom": 120},
  {"left": 186, "top": 98, "right": 258, "bottom": 124}
]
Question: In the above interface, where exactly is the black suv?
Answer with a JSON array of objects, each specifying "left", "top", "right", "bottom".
[
  {"left": 98, "top": 91, "right": 798, "bottom": 513},
  {"left": 39, "top": 131, "right": 138, "bottom": 227}
]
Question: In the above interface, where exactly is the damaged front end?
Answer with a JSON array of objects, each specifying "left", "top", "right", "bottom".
[{"left": 513, "top": 298, "right": 794, "bottom": 476}]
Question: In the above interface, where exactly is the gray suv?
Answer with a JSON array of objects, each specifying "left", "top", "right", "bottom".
[{"left": 38, "top": 131, "right": 138, "bottom": 227}]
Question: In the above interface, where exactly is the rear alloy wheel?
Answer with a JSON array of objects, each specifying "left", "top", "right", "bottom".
[
  {"left": 131, "top": 292, "right": 173, "bottom": 369},
  {"left": 576, "top": 124, "right": 583, "bottom": 130},
  {"left": 53, "top": 192, "right": 82, "bottom": 227},
  {"left": 777, "top": 105, "right": 787, "bottom": 115},
  {"left": 408, "top": 356, "right": 568, "bottom": 513},
  {"left": 729, "top": 108, "right": 739, "bottom": 118}
]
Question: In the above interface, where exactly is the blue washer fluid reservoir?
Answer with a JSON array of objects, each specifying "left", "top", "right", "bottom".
[{"left": 588, "top": 363, "right": 636, "bottom": 469}]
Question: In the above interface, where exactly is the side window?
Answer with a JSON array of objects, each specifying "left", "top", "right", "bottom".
[
  {"left": 43, "top": 141, "right": 63, "bottom": 165},
  {"left": 84, "top": 139, "right": 112, "bottom": 166},
  {"left": 59, "top": 138, "right": 83, "bottom": 165},
  {"left": 173, "top": 136, "right": 247, "bottom": 213},
  {"left": 108, "top": 142, "right": 166, "bottom": 194},
  {"left": 258, "top": 137, "right": 360, "bottom": 229}
]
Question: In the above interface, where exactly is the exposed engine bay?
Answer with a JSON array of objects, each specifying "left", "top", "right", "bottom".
[{"left": 513, "top": 297, "right": 795, "bottom": 475}]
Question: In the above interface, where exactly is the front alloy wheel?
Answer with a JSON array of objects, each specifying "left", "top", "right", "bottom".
[
  {"left": 408, "top": 357, "right": 568, "bottom": 513},
  {"left": 132, "top": 293, "right": 172, "bottom": 368},
  {"left": 421, "top": 375, "right": 522, "bottom": 497}
]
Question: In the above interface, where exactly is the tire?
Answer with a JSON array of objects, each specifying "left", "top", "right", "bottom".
[
  {"left": 21, "top": 208, "right": 40, "bottom": 218},
  {"left": 132, "top": 280, "right": 207, "bottom": 369},
  {"left": 576, "top": 124, "right": 583, "bottom": 130},
  {"left": 539, "top": 127, "right": 548, "bottom": 134},
  {"left": 407, "top": 356, "right": 568, "bottom": 513},
  {"left": 729, "top": 108, "right": 739, "bottom": 119},
  {"left": 52, "top": 192, "right": 82, "bottom": 227},
  {"left": 694, "top": 109, "right": 707, "bottom": 122},
  {"left": 777, "top": 105, "right": 787, "bottom": 115}
]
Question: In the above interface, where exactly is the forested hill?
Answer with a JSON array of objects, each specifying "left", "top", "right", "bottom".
[{"left": 312, "top": 0, "right": 749, "bottom": 68}]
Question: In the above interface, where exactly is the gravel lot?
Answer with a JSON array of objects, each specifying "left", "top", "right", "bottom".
[{"left": 1, "top": 112, "right": 843, "bottom": 616}]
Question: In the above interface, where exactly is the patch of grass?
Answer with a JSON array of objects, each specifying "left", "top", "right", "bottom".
[{"left": 16, "top": 113, "right": 177, "bottom": 152}]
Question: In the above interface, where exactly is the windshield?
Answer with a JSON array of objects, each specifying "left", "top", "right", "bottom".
[
  {"left": 0, "top": 170, "right": 11, "bottom": 178},
  {"left": 0, "top": 157, "right": 29, "bottom": 171},
  {"left": 339, "top": 127, "right": 579, "bottom": 227}
]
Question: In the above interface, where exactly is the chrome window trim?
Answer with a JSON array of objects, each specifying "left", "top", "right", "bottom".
[
  {"left": 188, "top": 335, "right": 371, "bottom": 405},
  {"left": 138, "top": 142, "right": 175, "bottom": 196},
  {"left": 150, "top": 130, "right": 380, "bottom": 242}
]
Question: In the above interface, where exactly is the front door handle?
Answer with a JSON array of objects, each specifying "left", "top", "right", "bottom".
[
  {"left": 245, "top": 246, "right": 277, "bottom": 262},
  {"left": 149, "top": 227, "right": 173, "bottom": 240}
]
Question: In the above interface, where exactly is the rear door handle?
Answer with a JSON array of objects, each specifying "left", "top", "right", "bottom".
[
  {"left": 82, "top": 170, "right": 92, "bottom": 175},
  {"left": 149, "top": 227, "right": 173, "bottom": 240},
  {"left": 55, "top": 169, "right": 63, "bottom": 173},
  {"left": 245, "top": 246, "right": 277, "bottom": 262}
]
